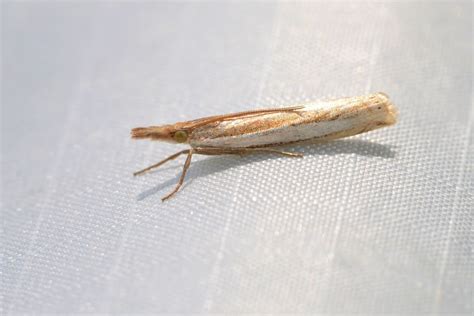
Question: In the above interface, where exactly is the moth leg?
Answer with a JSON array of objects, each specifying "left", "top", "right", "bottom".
[
  {"left": 134, "top": 149, "right": 190, "bottom": 176},
  {"left": 161, "top": 149, "right": 194, "bottom": 202},
  {"left": 195, "top": 147, "right": 303, "bottom": 158},
  {"left": 237, "top": 147, "right": 304, "bottom": 158}
]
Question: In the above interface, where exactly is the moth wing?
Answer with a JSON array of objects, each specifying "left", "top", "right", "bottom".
[{"left": 182, "top": 105, "right": 305, "bottom": 130}]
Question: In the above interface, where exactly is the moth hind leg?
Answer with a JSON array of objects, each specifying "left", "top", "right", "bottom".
[
  {"left": 243, "top": 147, "right": 304, "bottom": 157},
  {"left": 194, "top": 146, "right": 304, "bottom": 157}
]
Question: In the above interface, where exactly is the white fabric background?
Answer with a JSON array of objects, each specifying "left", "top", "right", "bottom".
[{"left": 2, "top": 1, "right": 472, "bottom": 314}]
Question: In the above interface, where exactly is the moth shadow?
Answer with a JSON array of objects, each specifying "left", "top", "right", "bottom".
[{"left": 136, "top": 138, "right": 396, "bottom": 201}]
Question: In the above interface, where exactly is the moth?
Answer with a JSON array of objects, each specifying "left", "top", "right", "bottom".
[{"left": 132, "top": 92, "right": 397, "bottom": 201}]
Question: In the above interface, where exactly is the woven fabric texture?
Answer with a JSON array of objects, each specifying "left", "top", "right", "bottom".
[{"left": 2, "top": 1, "right": 472, "bottom": 314}]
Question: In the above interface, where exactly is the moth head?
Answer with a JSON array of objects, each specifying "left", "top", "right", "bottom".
[{"left": 131, "top": 125, "right": 189, "bottom": 143}]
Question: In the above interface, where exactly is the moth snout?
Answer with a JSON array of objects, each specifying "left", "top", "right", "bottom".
[{"left": 131, "top": 125, "right": 174, "bottom": 141}]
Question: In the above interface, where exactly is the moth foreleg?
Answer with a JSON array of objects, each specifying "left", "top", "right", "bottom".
[{"left": 133, "top": 149, "right": 190, "bottom": 176}]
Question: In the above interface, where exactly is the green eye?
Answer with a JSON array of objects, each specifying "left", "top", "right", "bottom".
[{"left": 173, "top": 130, "right": 188, "bottom": 143}]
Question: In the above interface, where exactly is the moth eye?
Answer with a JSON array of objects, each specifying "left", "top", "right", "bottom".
[{"left": 173, "top": 130, "right": 188, "bottom": 143}]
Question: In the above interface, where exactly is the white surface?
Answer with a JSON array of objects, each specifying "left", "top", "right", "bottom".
[{"left": 2, "top": 1, "right": 472, "bottom": 314}]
